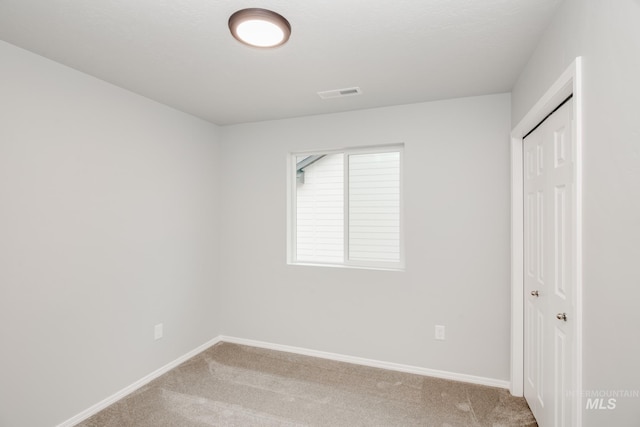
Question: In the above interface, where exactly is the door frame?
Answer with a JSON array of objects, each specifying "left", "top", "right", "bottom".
[{"left": 510, "top": 58, "right": 583, "bottom": 425}]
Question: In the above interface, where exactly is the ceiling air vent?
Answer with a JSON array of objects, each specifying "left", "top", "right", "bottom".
[{"left": 317, "top": 87, "right": 362, "bottom": 99}]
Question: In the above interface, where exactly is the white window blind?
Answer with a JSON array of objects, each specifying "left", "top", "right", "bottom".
[{"left": 292, "top": 146, "right": 403, "bottom": 269}]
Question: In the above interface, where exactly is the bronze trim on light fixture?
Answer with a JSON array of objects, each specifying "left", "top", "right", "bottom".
[{"left": 228, "top": 8, "right": 291, "bottom": 48}]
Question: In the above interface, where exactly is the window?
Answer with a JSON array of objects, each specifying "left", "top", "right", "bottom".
[{"left": 289, "top": 145, "right": 403, "bottom": 269}]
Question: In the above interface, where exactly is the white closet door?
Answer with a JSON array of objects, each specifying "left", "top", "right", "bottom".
[{"left": 524, "top": 98, "right": 574, "bottom": 427}]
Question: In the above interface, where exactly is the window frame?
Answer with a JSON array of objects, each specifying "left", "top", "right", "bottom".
[{"left": 288, "top": 144, "right": 404, "bottom": 271}]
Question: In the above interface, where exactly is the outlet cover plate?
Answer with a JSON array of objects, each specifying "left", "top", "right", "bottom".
[
  {"left": 435, "top": 325, "right": 445, "bottom": 340},
  {"left": 154, "top": 323, "right": 163, "bottom": 340}
]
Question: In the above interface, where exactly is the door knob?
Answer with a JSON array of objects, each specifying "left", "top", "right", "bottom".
[
  {"left": 556, "top": 313, "right": 567, "bottom": 321},
  {"left": 531, "top": 290, "right": 539, "bottom": 297}
]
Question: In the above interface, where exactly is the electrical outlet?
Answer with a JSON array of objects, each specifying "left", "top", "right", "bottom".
[
  {"left": 154, "top": 323, "right": 163, "bottom": 340},
  {"left": 435, "top": 325, "right": 445, "bottom": 340}
]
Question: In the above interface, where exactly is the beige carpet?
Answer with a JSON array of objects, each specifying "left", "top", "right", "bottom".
[{"left": 77, "top": 342, "right": 537, "bottom": 426}]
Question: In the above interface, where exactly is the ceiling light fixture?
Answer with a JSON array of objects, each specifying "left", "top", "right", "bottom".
[{"left": 228, "top": 8, "right": 291, "bottom": 48}]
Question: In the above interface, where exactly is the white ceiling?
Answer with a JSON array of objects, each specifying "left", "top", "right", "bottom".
[{"left": 0, "top": 0, "right": 562, "bottom": 125}]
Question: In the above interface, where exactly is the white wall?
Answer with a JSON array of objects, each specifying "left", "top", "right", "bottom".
[
  {"left": 0, "top": 41, "right": 222, "bottom": 427},
  {"left": 295, "top": 154, "right": 345, "bottom": 263},
  {"left": 512, "top": 1, "right": 640, "bottom": 425},
  {"left": 219, "top": 94, "right": 512, "bottom": 382}
]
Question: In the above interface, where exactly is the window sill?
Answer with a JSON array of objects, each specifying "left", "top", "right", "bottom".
[{"left": 287, "top": 261, "right": 405, "bottom": 272}]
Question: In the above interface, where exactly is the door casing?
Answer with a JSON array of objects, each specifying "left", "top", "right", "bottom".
[{"left": 510, "top": 58, "right": 583, "bottom": 426}]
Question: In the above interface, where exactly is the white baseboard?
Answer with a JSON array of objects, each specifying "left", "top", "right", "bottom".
[
  {"left": 56, "top": 336, "right": 223, "bottom": 427},
  {"left": 220, "top": 335, "right": 511, "bottom": 390},
  {"left": 59, "top": 334, "right": 510, "bottom": 426}
]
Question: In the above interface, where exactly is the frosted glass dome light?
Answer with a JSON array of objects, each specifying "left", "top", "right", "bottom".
[{"left": 229, "top": 9, "right": 291, "bottom": 48}]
